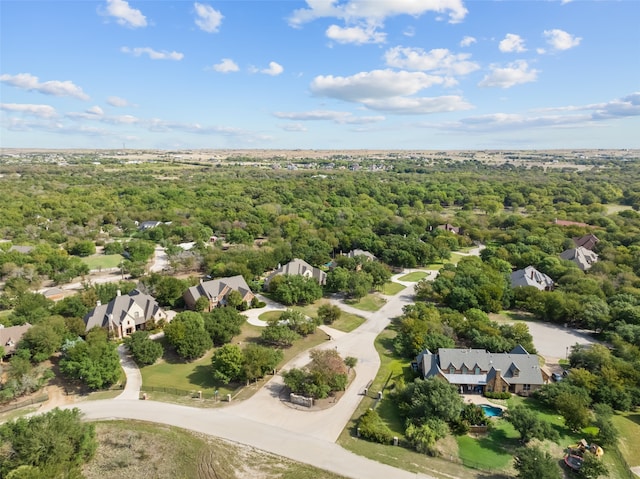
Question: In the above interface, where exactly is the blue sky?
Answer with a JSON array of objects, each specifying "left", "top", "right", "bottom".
[{"left": 1, "top": 0, "right": 639, "bottom": 150}]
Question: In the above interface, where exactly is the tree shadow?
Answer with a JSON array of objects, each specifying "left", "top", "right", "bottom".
[
  {"left": 624, "top": 412, "right": 640, "bottom": 426},
  {"left": 186, "top": 364, "right": 216, "bottom": 389}
]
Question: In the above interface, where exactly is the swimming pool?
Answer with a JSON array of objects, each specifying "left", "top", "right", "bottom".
[{"left": 480, "top": 404, "right": 504, "bottom": 417}]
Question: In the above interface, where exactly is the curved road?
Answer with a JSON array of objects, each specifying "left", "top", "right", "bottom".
[{"left": 61, "top": 270, "right": 439, "bottom": 479}]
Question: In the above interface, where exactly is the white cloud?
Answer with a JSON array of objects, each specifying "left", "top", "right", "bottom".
[
  {"left": 212, "top": 58, "right": 239, "bottom": 73},
  {"left": 259, "top": 62, "right": 284, "bottom": 76},
  {"left": 194, "top": 2, "right": 223, "bottom": 33},
  {"left": 280, "top": 123, "right": 308, "bottom": 132},
  {"left": 311, "top": 69, "right": 443, "bottom": 102},
  {"left": 359, "top": 96, "right": 472, "bottom": 114},
  {"left": 86, "top": 105, "right": 104, "bottom": 116},
  {"left": 326, "top": 24, "right": 386, "bottom": 44},
  {"left": 499, "top": 33, "right": 526, "bottom": 53},
  {"left": 121, "top": 47, "right": 184, "bottom": 60},
  {"left": 273, "top": 110, "right": 385, "bottom": 124},
  {"left": 0, "top": 103, "right": 57, "bottom": 118},
  {"left": 460, "top": 36, "right": 476, "bottom": 47},
  {"left": 403, "top": 26, "right": 415, "bottom": 37},
  {"left": 478, "top": 60, "right": 539, "bottom": 88},
  {"left": 107, "top": 96, "right": 130, "bottom": 107},
  {"left": 104, "top": 0, "right": 147, "bottom": 28},
  {"left": 0, "top": 73, "right": 89, "bottom": 100},
  {"left": 384, "top": 46, "right": 479, "bottom": 76},
  {"left": 288, "top": 0, "right": 468, "bottom": 27},
  {"left": 543, "top": 29, "right": 581, "bottom": 51}
]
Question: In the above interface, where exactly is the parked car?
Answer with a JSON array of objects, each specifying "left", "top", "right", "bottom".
[{"left": 552, "top": 372, "right": 564, "bottom": 382}]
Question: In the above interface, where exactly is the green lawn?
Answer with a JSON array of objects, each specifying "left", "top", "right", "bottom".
[
  {"left": 397, "top": 271, "right": 429, "bottom": 282},
  {"left": 346, "top": 294, "right": 386, "bottom": 312},
  {"left": 612, "top": 411, "right": 640, "bottom": 466},
  {"left": 330, "top": 312, "right": 366, "bottom": 333},
  {"left": 380, "top": 282, "right": 406, "bottom": 296},
  {"left": 448, "top": 253, "right": 466, "bottom": 265},
  {"left": 81, "top": 254, "right": 124, "bottom": 270},
  {"left": 258, "top": 310, "right": 282, "bottom": 322}
]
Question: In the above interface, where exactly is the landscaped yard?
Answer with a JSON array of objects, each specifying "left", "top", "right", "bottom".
[
  {"left": 141, "top": 321, "right": 329, "bottom": 403},
  {"left": 345, "top": 294, "right": 386, "bottom": 312},
  {"left": 81, "top": 254, "right": 124, "bottom": 270},
  {"left": 380, "top": 281, "right": 406, "bottom": 295},
  {"left": 397, "top": 271, "right": 429, "bottom": 282}
]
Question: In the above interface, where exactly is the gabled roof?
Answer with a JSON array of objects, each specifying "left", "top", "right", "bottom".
[
  {"left": 510, "top": 266, "right": 554, "bottom": 290},
  {"left": 266, "top": 258, "right": 327, "bottom": 285},
  {"left": 186, "top": 275, "right": 253, "bottom": 303},
  {"left": 422, "top": 345, "right": 544, "bottom": 386},
  {"left": 0, "top": 323, "right": 32, "bottom": 355},
  {"left": 560, "top": 246, "right": 598, "bottom": 271},
  {"left": 83, "top": 289, "right": 163, "bottom": 331},
  {"left": 437, "top": 224, "right": 460, "bottom": 234},
  {"left": 347, "top": 249, "right": 377, "bottom": 261},
  {"left": 573, "top": 234, "right": 599, "bottom": 251}
]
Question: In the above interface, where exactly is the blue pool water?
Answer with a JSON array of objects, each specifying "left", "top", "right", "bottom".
[{"left": 480, "top": 404, "right": 503, "bottom": 417}]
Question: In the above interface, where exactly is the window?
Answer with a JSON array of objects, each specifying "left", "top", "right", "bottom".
[
  {"left": 523, "top": 384, "right": 531, "bottom": 391},
  {"left": 475, "top": 366, "right": 481, "bottom": 375},
  {"left": 462, "top": 366, "right": 468, "bottom": 374},
  {"left": 449, "top": 366, "right": 455, "bottom": 374}
]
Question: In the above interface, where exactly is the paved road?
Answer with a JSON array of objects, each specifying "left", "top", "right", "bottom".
[{"left": 68, "top": 399, "right": 433, "bottom": 479}]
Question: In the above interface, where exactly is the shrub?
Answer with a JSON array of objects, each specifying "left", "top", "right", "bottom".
[
  {"left": 358, "top": 409, "right": 394, "bottom": 444},
  {"left": 484, "top": 391, "right": 511, "bottom": 399}
]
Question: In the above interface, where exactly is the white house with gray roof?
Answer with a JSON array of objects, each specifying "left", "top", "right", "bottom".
[
  {"left": 83, "top": 289, "right": 167, "bottom": 339},
  {"left": 417, "top": 345, "right": 547, "bottom": 396},
  {"left": 560, "top": 246, "right": 598, "bottom": 271},
  {"left": 183, "top": 275, "right": 254, "bottom": 311},
  {"left": 264, "top": 258, "right": 327, "bottom": 287},
  {"left": 510, "top": 266, "right": 554, "bottom": 291}
]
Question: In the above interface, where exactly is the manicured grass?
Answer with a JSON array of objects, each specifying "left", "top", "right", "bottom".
[
  {"left": 605, "top": 204, "right": 633, "bottom": 215},
  {"left": 456, "top": 433, "right": 514, "bottom": 470},
  {"left": 330, "top": 312, "right": 366, "bottom": 333},
  {"left": 397, "top": 271, "right": 429, "bottom": 282},
  {"left": 81, "top": 254, "right": 124, "bottom": 270},
  {"left": 449, "top": 253, "right": 466, "bottom": 265},
  {"left": 259, "top": 310, "right": 282, "bottom": 322},
  {"left": 0, "top": 310, "right": 12, "bottom": 322},
  {"left": 612, "top": 411, "right": 640, "bottom": 466},
  {"left": 346, "top": 294, "right": 386, "bottom": 312},
  {"left": 380, "top": 281, "right": 406, "bottom": 295},
  {"left": 422, "top": 263, "right": 446, "bottom": 270}
]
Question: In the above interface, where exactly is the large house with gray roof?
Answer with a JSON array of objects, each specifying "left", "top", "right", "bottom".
[
  {"left": 417, "top": 345, "right": 547, "bottom": 396},
  {"left": 183, "top": 275, "right": 254, "bottom": 311},
  {"left": 264, "top": 258, "right": 327, "bottom": 287},
  {"left": 560, "top": 246, "right": 598, "bottom": 271},
  {"left": 83, "top": 289, "right": 167, "bottom": 339},
  {"left": 510, "top": 266, "right": 554, "bottom": 291}
]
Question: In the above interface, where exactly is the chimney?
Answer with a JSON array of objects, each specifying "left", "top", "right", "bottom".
[
  {"left": 530, "top": 270, "right": 534, "bottom": 280},
  {"left": 116, "top": 289, "right": 121, "bottom": 296}
]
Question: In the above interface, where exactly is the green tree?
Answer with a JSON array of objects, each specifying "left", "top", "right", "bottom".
[
  {"left": 405, "top": 419, "right": 448, "bottom": 455},
  {"left": 59, "top": 331, "right": 120, "bottom": 389},
  {"left": 0, "top": 408, "right": 96, "bottom": 478},
  {"left": 260, "top": 323, "right": 299, "bottom": 347},
  {"left": 357, "top": 409, "right": 394, "bottom": 444},
  {"left": 268, "top": 274, "right": 323, "bottom": 305},
  {"left": 203, "top": 307, "right": 246, "bottom": 346},
  {"left": 513, "top": 445, "right": 562, "bottom": 479},
  {"left": 164, "top": 311, "right": 212, "bottom": 360},
  {"left": 211, "top": 343, "right": 244, "bottom": 383},
  {"left": 124, "top": 331, "right": 163, "bottom": 365},
  {"left": 317, "top": 303, "right": 342, "bottom": 324},
  {"left": 67, "top": 240, "right": 96, "bottom": 257},
  {"left": 579, "top": 454, "right": 607, "bottom": 479},
  {"left": 507, "top": 405, "right": 559, "bottom": 443},
  {"left": 396, "top": 377, "right": 463, "bottom": 425},
  {"left": 225, "top": 289, "right": 244, "bottom": 309},
  {"left": 242, "top": 344, "right": 283, "bottom": 381},
  {"left": 18, "top": 317, "right": 66, "bottom": 362}
]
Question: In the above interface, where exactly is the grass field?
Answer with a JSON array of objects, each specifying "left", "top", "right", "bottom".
[
  {"left": 86, "top": 421, "right": 348, "bottom": 479},
  {"left": 605, "top": 204, "right": 633, "bottom": 215},
  {"left": 381, "top": 281, "right": 406, "bottom": 295},
  {"left": 612, "top": 411, "right": 640, "bottom": 466},
  {"left": 330, "top": 312, "right": 366, "bottom": 333},
  {"left": 345, "top": 294, "right": 386, "bottom": 312},
  {"left": 81, "top": 254, "right": 123, "bottom": 270},
  {"left": 397, "top": 271, "right": 429, "bottom": 282}
]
